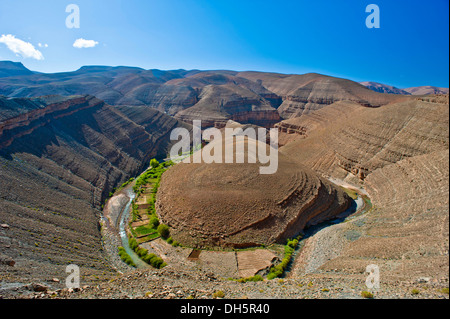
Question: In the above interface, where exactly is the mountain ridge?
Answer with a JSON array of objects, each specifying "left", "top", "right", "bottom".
[
  {"left": 0, "top": 61, "right": 405, "bottom": 126},
  {"left": 360, "top": 80, "right": 449, "bottom": 95}
]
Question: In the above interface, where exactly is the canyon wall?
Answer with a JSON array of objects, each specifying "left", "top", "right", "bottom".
[
  {"left": 280, "top": 95, "right": 449, "bottom": 284},
  {"left": 0, "top": 95, "right": 190, "bottom": 282}
]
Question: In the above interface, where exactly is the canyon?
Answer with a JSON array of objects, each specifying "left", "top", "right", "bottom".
[
  {"left": 0, "top": 62, "right": 448, "bottom": 299},
  {"left": 0, "top": 93, "right": 190, "bottom": 284}
]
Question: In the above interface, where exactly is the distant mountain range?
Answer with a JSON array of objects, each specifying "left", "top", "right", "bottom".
[
  {"left": 0, "top": 61, "right": 446, "bottom": 130},
  {"left": 0, "top": 61, "right": 35, "bottom": 77},
  {"left": 0, "top": 60, "right": 401, "bottom": 127},
  {"left": 360, "top": 81, "right": 449, "bottom": 95}
]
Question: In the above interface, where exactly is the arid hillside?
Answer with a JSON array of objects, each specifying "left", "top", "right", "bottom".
[
  {"left": 278, "top": 95, "right": 449, "bottom": 285},
  {"left": 238, "top": 72, "right": 403, "bottom": 118},
  {"left": 359, "top": 81, "right": 411, "bottom": 95},
  {"left": 0, "top": 95, "right": 190, "bottom": 284},
  {"left": 0, "top": 62, "right": 405, "bottom": 128},
  {"left": 157, "top": 138, "right": 350, "bottom": 248},
  {"left": 360, "top": 80, "right": 449, "bottom": 96}
]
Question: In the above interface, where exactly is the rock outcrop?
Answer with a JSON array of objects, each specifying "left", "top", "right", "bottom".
[{"left": 359, "top": 81, "right": 411, "bottom": 95}]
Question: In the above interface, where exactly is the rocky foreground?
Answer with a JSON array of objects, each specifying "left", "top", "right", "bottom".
[{"left": 1, "top": 265, "right": 448, "bottom": 299}]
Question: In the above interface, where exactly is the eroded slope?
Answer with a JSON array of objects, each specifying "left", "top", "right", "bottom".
[{"left": 279, "top": 96, "right": 449, "bottom": 285}]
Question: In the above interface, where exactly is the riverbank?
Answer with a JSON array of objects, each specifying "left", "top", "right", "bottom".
[
  {"left": 287, "top": 178, "right": 372, "bottom": 278},
  {"left": 101, "top": 181, "right": 147, "bottom": 272}
]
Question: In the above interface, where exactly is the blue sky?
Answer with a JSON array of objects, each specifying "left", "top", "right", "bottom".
[{"left": 0, "top": 0, "right": 448, "bottom": 88}]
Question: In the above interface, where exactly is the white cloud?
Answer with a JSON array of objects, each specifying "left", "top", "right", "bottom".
[
  {"left": 0, "top": 34, "right": 44, "bottom": 60},
  {"left": 73, "top": 38, "right": 99, "bottom": 49},
  {"left": 38, "top": 43, "right": 49, "bottom": 48}
]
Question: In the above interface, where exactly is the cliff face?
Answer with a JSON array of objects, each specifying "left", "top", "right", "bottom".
[
  {"left": 0, "top": 61, "right": 34, "bottom": 78},
  {"left": 0, "top": 96, "right": 101, "bottom": 148},
  {"left": 0, "top": 95, "right": 190, "bottom": 282}
]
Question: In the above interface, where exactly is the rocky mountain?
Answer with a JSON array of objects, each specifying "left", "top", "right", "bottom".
[
  {"left": 359, "top": 81, "right": 411, "bottom": 95},
  {"left": 0, "top": 61, "right": 35, "bottom": 78},
  {"left": 0, "top": 62, "right": 403, "bottom": 127},
  {"left": 238, "top": 72, "right": 402, "bottom": 118},
  {"left": 0, "top": 94, "right": 190, "bottom": 283},
  {"left": 403, "top": 86, "right": 450, "bottom": 95}
]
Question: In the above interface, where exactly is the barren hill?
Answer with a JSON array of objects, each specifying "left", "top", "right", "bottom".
[
  {"left": 156, "top": 138, "right": 350, "bottom": 248},
  {"left": 403, "top": 86, "right": 449, "bottom": 95},
  {"left": 0, "top": 62, "right": 406, "bottom": 128},
  {"left": 238, "top": 72, "right": 402, "bottom": 118},
  {"left": 280, "top": 97, "right": 449, "bottom": 180},
  {"left": 277, "top": 95, "right": 449, "bottom": 285},
  {"left": 0, "top": 61, "right": 34, "bottom": 78}
]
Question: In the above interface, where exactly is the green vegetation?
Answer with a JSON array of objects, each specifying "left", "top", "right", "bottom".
[
  {"left": 150, "top": 158, "right": 160, "bottom": 169},
  {"left": 149, "top": 217, "right": 160, "bottom": 229},
  {"left": 341, "top": 186, "right": 359, "bottom": 200},
  {"left": 267, "top": 236, "right": 301, "bottom": 280},
  {"left": 439, "top": 287, "right": 449, "bottom": 294},
  {"left": 157, "top": 224, "right": 170, "bottom": 239},
  {"left": 133, "top": 159, "right": 174, "bottom": 194},
  {"left": 129, "top": 237, "right": 138, "bottom": 251},
  {"left": 119, "top": 177, "right": 135, "bottom": 190},
  {"left": 130, "top": 159, "right": 175, "bottom": 242},
  {"left": 127, "top": 235, "right": 166, "bottom": 269},
  {"left": 171, "top": 143, "right": 203, "bottom": 161},
  {"left": 118, "top": 246, "right": 136, "bottom": 267},
  {"left": 142, "top": 253, "right": 166, "bottom": 269},
  {"left": 213, "top": 290, "right": 225, "bottom": 299},
  {"left": 122, "top": 159, "right": 178, "bottom": 268},
  {"left": 411, "top": 289, "right": 420, "bottom": 295},
  {"left": 361, "top": 291, "right": 374, "bottom": 299},
  {"left": 134, "top": 225, "right": 157, "bottom": 236},
  {"left": 131, "top": 203, "right": 139, "bottom": 222},
  {"left": 230, "top": 275, "right": 264, "bottom": 283},
  {"left": 166, "top": 237, "right": 180, "bottom": 247}
]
